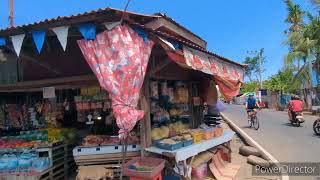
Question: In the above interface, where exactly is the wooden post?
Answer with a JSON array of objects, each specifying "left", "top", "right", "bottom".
[
  {"left": 144, "top": 74, "right": 152, "bottom": 147},
  {"left": 139, "top": 94, "right": 147, "bottom": 156}
]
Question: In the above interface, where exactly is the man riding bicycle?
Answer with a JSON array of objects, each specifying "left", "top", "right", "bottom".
[{"left": 245, "top": 93, "right": 260, "bottom": 119}]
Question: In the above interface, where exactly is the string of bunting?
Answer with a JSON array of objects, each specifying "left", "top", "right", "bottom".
[{"left": 0, "top": 21, "right": 140, "bottom": 57}]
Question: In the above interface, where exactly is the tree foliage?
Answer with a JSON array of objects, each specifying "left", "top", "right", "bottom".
[
  {"left": 284, "top": 0, "right": 320, "bottom": 89},
  {"left": 240, "top": 81, "right": 259, "bottom": 93},
  {"left": 284, "top": 0, "right": 305, "bottom": 33},
  {"left": 243, "top": 48, "right": 266, "bottom": 81},
  {"left": 264, "top": 69, "right": 296, "bottom": 94}
]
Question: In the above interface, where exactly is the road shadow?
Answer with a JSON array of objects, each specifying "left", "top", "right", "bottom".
[
  {"left": 241, "top": 125, "right": 252, "bottom": 129},
  {"left": 282, "top": 122, "right": 293, "bottom": 127},
  {"left": 311, "top": 134, "right": 320, "bottom": 138},
  {"left": 282, "top": 122, "right": 303, "bottom": 128}
]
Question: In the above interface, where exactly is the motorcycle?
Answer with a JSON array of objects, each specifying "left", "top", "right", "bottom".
[
  {"left": 313, "top": 119, "right": 320, "bottom": 135},
  {"left": 289, "top": 111, "right": 304, "bottom": 127}
]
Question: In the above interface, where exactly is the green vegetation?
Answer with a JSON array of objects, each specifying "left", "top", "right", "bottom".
[{"left": 284, "top": 0, "right": 320, "bottom": 88}]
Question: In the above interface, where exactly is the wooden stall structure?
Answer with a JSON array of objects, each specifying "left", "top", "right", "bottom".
[{"left": 0, "top": 7, "right": 245, "bottom": 179}]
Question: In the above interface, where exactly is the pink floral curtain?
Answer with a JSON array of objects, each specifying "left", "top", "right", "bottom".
[{"left": 77, "top": 24, "right": 154, "bottom": 139}]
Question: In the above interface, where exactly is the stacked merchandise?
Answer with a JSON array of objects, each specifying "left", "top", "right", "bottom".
[
  {"left": 0, "top": 150, "right": 50, "bottom": 175},
  {"left": 0, "top": 105, "right": 5, "bottom": 129},
  {"left": 28, "top": 108, "right": 37, "bottom": 127},
  {"left": 150, "top": 81, "right": 190, "bottom": 127},
  {"left": 0, "top": 128, "right": 76, "bottom": 176},
  {"left": 73, "top": 135, "right": 141, "bottom": 166},
  {"left": 74, "top": 87, "right": 110, "bottom": 123},
  {"left": 150, "top": 80, "right": 224, "bottom": 151}
]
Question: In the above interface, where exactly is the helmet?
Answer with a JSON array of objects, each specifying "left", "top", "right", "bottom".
[{"left": 248, "top": 93, "right": 254, "bottom": 97}]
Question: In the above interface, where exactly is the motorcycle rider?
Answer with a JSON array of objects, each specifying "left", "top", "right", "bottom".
[{"left": 288, "top": 95, "right": 303, "bottom": 121}]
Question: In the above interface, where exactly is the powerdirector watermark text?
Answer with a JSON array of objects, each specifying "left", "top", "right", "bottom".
[{"left": 252, "top": 163, "right": 320, "bottom": 176}]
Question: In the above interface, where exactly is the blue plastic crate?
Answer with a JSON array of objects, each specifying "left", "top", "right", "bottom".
[
  {"left": 163, "top": 175, "right": 181, "bottom": 180},
  {"left": 183, "top": 139, "right": 193, "bottom": 147},
  {"left": 155, "top": 140, "right": 183, "bottom": 151}
]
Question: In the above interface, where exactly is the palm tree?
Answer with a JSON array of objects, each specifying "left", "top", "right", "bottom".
[
  {"left": 284, "top": 0, "right": 305, "bottom": 33},
  {"left": 311, "top": 0, "right": 320, "bottom": 8}
]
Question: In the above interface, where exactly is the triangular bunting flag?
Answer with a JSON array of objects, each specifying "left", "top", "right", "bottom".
[
  {"left": 103, "top": 21, "right": 121, "bottom": 30},
  {"left": 0, "top": 37, "right": 6, "bottom": 46},
  {"left": 11, "top": 34, "right": 25, "bottom": 56},
  {"left": 78, "top": 23, "right": 96, "bottom": 40},
  {"left": 32, "top": 31, "right": 46, "bottom": 53},
  {"left": 158, "top": 37, "right": 176, "bottom": 50},
  {"left": 52, "top": 26, "right": 69, "bottom": 51}
]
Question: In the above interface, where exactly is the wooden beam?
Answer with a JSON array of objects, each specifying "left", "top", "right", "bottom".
[
  {"left": 150, "top": 58, "right": 171, "bottom": 75},
  {"left": 21, "top": 54, "right": 63, "bottom": 75},
  {"left": 0, "top": 74, "right": 97, "bottom": 92},
  {"left": 145, "top": 18, "right": 207, "bottom": 48}
]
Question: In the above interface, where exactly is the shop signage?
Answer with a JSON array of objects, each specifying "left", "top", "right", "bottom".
[{"left": 43, "top": 87, "right": 56, "bottom": 98}]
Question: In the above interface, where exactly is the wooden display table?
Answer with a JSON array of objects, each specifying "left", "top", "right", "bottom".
[{"left": 145, "top": 130, "right": 234, "bottom": 177}]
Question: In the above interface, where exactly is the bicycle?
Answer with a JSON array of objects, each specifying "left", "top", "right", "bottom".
[{"left": 247, "top": 109, "right": 259, "bottom": 130}]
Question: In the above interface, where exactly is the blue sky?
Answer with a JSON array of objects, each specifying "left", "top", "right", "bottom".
[{"left": 0, "top": 0, "right": 315, "bottom": 79}]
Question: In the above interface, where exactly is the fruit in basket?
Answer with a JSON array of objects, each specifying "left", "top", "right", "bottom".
[
  {"left": 183, "top": 134, "right": 192, "bottom": 140},
  {"left": 151, "top": 126, "right": 169, "bottom": 141},
  {"left": 172, "top": 136, "right": 183, "bottom": 141},
  {"left": 160, "top": 138, "right": 176, "bottom": 145},
  {"left": 82, "top": 135, "right": 104, "bottom": 146}
]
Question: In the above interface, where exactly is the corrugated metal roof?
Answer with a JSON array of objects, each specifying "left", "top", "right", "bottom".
[
  {"left": 154, "top": 13, "right": 206, "bottom": 43},
  {"left": 0, "top": 7, "right": 159, "bottom": 36},
  {"left": 154, "top": 30, "right": 246, "bottom": 68},
  {"left": 0, "top": 7, "right": 244, "bottom": 68}
]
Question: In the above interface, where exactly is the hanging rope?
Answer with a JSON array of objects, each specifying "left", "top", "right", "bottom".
[
  {"left": 119, "top": 1, "right": 132, "bottom": 179},
  {"left": 120, "top": 0, "right": 132, "bottom": 24}
]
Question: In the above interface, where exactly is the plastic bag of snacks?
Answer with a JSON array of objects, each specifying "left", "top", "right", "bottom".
[
  {"left": 32, "top": 157, "right": 50, "bottom": 172},
  {"left": 176, "top": 87, "right": 189, "bottom": 104},
  {"left": 192, "top": 163, "right": 208, "bottom": 179},
  {"left": 150, "top": 81, "right": 159, "bottom": 99},
  {"left": 160, "top": 82, "right": 169, "bottom": 96},
  {"left": 0, "top": 155, "right": 8, "bottom": 173},
  {"left": 18, "top": 151, "right": 35, "bottom": 172},
  {"left": 168, "top": 88, "right": 175, "bottom": 102},
  {"left": 4, "top": 154, "right": 18, "bottom": 173}
]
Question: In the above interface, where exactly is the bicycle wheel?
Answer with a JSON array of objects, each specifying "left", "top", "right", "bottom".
[
  {"left": 248, "top": 118, "right": 252, "bottom": 127},
  {"left": 253, "top": 116, "right": 259, "bottom": 130}
]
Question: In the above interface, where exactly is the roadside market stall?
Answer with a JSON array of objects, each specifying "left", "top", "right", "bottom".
[{"left": 0, "top": 7, "right": 245, "bottom": 180}]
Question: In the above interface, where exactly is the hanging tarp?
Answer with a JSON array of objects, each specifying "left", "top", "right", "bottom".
[
  {"left": 159, "top": 38, "right": 244, "bottom": 100},
  {"left": 182, "top": 46, "right": 244, "bottom": 81},
  {"left": 77, "top": 24, "right": 154, "bottom": 139},
  {"left": 214, "top": 76, "right": 242, "bottom": 100}
]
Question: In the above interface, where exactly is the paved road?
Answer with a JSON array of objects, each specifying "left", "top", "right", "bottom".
[{"left": 223, "top": 105, "right": 320, "bottom": 179}]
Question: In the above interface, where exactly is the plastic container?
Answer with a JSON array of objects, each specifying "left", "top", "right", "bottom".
[
  {"left": 214, "top": 127, "right": 223, "bottom": 137},
  {"left": 156, "top": 141, "right": 183, "bottom": 151},
  {"left": 191, "top": 131, "right": 203, "bottom": 144},
  {"left": 0, "top": 158, "right": 8, "bottom": 173},
  {"left": 4, "top": 154, "right": 18, "bottom": 173},
  {"left": 32, "top": 157, "right": 50, "bottom": 172},
  {"left": 182, "top": 139, "right": 193, "bottom": 147},
  {"left": 202, "top": 130, "right": 212, "bottom": 140},
  {"left": 124, "top": 157, "right": 165, "bottom": 179}
]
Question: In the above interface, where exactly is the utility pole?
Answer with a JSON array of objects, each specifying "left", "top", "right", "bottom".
[
  {"left": 259, "top": 49, "right": 263, "bottom": 90},
  {"left": 9, "top": 0, "right": 14, "bottom": 27}
]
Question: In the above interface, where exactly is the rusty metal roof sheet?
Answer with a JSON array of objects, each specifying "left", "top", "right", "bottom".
[
  {"left": 0, "top": 7, "right": 244, "bottom": 68},
  {"left": 0, "top": 7, "right": 160, "bottom": 36},
  {"left": 154, "top": 30, "right": 246, "bottom": 68}
]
